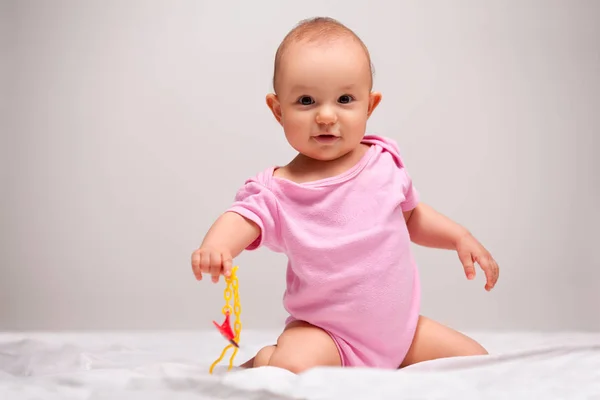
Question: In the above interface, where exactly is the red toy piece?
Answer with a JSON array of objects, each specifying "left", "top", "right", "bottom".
[{"left": 212, "top": 311, "right": 239, "bottom": 348}]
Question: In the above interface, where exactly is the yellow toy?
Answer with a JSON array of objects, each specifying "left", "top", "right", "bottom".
[{"left": 209, "top": 266, "right": 242, "bottom": 374}]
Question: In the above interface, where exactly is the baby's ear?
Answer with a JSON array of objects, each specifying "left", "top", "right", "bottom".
[
  {"left": 367, "top": 92, "right": 382, "bottom": 117},
  {"left": 266, "top": 94, "right": 283, "bottom": 124}
]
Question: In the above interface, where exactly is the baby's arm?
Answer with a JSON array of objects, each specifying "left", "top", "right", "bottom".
[
  {"left": 404, "top": 203, "right": 469, "bottom": 250},
  {"left": 404, "top": 203, "right": 499, "bottom": 291},
  {"left": 191, "top": 212, "right": 260, "bottom": 282}
]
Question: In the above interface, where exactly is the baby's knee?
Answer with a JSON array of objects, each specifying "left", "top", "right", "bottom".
[
  {"left": 268, "top": 353, "right": 312, "bottom": 374},
  {"left": 253, "top": 345, "right": 276, "bottom": 367}
]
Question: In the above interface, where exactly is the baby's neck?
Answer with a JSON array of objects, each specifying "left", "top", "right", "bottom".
[{"left": 274, "top": 143, "right": 370, "bottom": 184}]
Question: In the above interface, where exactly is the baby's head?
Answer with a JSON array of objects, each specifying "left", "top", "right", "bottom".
[{"left": 266, "top": 17, "right": 382, "bottom": 162}]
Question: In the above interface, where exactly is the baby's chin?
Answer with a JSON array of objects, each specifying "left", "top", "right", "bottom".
[{"left": 299, "top": 147, "right": 356, "bottom": 163}]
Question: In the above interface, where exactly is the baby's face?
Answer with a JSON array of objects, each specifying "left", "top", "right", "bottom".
[{"left": 267, "top": 38, "right": 381, "bottom": 162}]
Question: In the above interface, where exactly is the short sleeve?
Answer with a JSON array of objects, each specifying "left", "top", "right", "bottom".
[
  {"left": 362, "top": 135, "right": 420, "bottom": 211},
  {"left": 400, "top": 168, "right": 419, "bottom": 211},
  {"left": 226, "top": 179, "right": 282, "bottom": 252},
  {"left": 394, "top": 143, "right": 419, "bottom": 211}
]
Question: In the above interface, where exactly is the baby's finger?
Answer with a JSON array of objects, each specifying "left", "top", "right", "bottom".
[
  {"left": 199, "top": 250, "right": 210, "bottom": 275},
  {"left": 458, "top": 250, "right": 475, "bottom": 280},
  {"left": 477, "top": 255, "right": 495, "bottom": 291},
  {"left": 222, "top": 252, "right": 233, "bottom": 277},
  {"left": 210, "top": 252, "right": 222, "bottom": 283},
  {"left": 191, "top": 250, "right": 202, "bottom": 280},
  {"left": 492, "top": 259, "right": 500, "bottom": 285}
]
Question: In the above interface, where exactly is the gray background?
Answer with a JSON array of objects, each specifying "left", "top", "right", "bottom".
[{"left": 1, "top": 0, "right": 598, "bottom": 332}]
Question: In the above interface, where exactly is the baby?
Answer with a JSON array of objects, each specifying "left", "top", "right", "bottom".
[{"left": 191, "top": 17, "right": 499, "bottom": 373}]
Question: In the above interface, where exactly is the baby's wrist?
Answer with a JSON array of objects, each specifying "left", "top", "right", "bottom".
[{"left": 452, "top": 228, "right": 472, "bottom": 249}]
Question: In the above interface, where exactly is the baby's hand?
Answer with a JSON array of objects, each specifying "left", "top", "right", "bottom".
[
  {"left": 455, "top": 233, "right": 499, "bottom": 291},
  {"left": 191, "top": 246, "right": 233, "bottom": 283}
]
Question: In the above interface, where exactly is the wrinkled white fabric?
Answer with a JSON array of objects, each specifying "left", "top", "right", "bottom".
[{"left": 1, "top": 331, "right": 599, "bottom": 399}]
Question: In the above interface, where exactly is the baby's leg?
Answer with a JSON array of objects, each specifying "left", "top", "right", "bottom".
[
  {"left": 238, "top": 345, "right": 275, "bottom": 368},
  {"left": 399, "top": 315, "right": 488, "bottom": 368},
  {"left": 248, "top": 320, "right": 341, "bottom": 373}
]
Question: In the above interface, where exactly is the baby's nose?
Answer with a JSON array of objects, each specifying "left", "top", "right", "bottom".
[{"left": 315, "top": 106, "right": 338, "bottom": 125}]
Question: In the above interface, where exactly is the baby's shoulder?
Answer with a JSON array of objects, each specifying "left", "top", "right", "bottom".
[
  {"left": 362, "top": 134, "right": 408, "bottom": 168},
  {"left": 230, "top": 166, "right": 279, "bottom": 206},
  {"left": 238, "top": 166, "right": 276, "bottom": 189}
]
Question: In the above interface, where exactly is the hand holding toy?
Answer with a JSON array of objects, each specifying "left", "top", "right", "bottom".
[{"left": 209, "top": 266, "right": 242, "bottom": 374}]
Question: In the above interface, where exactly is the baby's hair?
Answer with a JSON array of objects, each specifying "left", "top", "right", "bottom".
[{"left": 272, "top": 17, "right": 374, "bottom": 93}]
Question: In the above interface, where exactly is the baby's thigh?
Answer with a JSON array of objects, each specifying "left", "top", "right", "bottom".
[
  {"left": 400, "top": 315, "right": 488, "bottom": 368},
  {"left": 267, "top": 320, "right": 342, "bottom": 374}
]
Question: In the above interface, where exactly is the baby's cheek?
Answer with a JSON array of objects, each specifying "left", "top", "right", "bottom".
[
  {"left": 345, "top": 114, "right": 368, "bottom": 131},
  {"left": 284, "top": 114, "right": 312, "bottom": 132}
]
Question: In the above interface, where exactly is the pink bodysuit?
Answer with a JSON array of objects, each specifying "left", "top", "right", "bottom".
[{"left": 227, "top": 135, "right": 421, "bottom": 369}]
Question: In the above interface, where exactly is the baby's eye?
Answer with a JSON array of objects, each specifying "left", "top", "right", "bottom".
[
  {"left": 338, "top": 95, "right": 354, "bottom": 104},
  {"left": 298, "top": 96, "right": 315, "bottom": 105}
]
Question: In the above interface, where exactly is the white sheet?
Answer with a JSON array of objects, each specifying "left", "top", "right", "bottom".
[{"left": 1, "top": 330, "right": 599, "bottom": 399}]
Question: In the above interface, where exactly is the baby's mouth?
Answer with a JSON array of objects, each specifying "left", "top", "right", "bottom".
[{"left": 313, "top": 134, "right": 340, "bottom": 144}]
